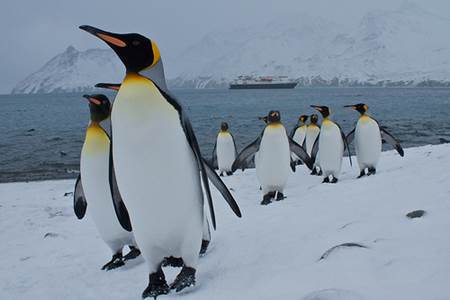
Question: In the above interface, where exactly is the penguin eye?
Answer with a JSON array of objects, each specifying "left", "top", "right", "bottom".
[{"left": 132, "top": 40, "right": 140, "bottom": 46}]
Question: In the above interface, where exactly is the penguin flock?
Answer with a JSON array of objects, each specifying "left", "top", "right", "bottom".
[
  {"left": 215, "top": 104, "right": 404, "bottom": 204},
  {"left": 72, "top": 26, "right": 404, "bottom": 299}
]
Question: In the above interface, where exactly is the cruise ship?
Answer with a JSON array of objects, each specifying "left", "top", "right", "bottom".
[{"left": 229, "top": 76, "right": 298, "bottom": 89}]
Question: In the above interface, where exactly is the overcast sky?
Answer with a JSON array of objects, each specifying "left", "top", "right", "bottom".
[{"left": 0, "top": 0, "right": 449, "bottom": 94}]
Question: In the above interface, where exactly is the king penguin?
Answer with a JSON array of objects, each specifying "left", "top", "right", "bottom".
[
  {"left": 211, "top": 122, "right": 237, "bottom": 176},
  {"left": 289, "top": 115, "right": 308, "bottom": 165},
  {"left": 345, "top": 103, "right": 404, "bottom": 178},
  {"left": 80, "top": 25, "right": 241, "bottom": 298},
  {"left": 305, "top": 114, "right": 322, "bottom": 176},
  {"left": 74, "top": 94, "right": 140, "bottom": 270},
  {"left": 310, "top": 105, "right": 351, "bottom": 183},
  {"left": 96, "top": 82, "right": 212, "bottom": 258},
  {"left": 232, "top": 111, "right": 313, "bottom": 205}
]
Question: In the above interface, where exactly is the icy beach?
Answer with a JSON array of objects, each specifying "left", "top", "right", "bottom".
[{"left": 1, "top": 144, "right": 449, "bottom": 300}]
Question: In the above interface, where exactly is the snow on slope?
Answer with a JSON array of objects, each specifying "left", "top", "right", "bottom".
[
  {"left": 11, "top": 46, "right": 124, "bottom": 94},
  {"left": 1, "top": 144, "right": 450, "bottom": 300}
]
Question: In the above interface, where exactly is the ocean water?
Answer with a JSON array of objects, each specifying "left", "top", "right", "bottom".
[{"left": 1, "top": 87, "right": 449, "bottom": 183}]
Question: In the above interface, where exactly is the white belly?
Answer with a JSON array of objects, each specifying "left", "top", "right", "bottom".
[
  {"left": 80, "top": 132, "right": 133, "bottom": 252},
  {"left": 318, "top": 121, "right": 343, "bottom": 177},
  {"left": 292, "top": 126, "right": 306, "bottom": 161},
  {"left": 305, "top": 125, "right": 320, "bottom": 156},
  {"left": 216, "top": 134, "right": 236, "bottom": 172},
  {"left": 355, "top": 117, "right": 381, "bottom": 170},
  {"left": 112, "top": 76, "right": 203, "bottom": 269},
  {"left": 256, "top": 125, "right": 291, "bottom": 193}
]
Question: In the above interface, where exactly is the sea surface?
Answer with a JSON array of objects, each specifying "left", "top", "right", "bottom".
[{"left": 1, "top": 87, "right": 449, "bottom": 182}]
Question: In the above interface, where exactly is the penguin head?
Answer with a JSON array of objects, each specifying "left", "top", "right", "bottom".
[
  {"left": 298, "top": 115, "right": 309, "bottom": 124},
  {"left": 83, "top": 94, "right": 111, "bottom": 122},
  {"left": 79, "top": 25, "right": 160, "bottom": 74},
  {"left": 220, "top": 122, "right": 229, "bottom": 131},
  {"left": 311, "top": 105, "right": 330, "bottom": 118},
  {"left": 95, "top": 83, "right": 121, "bottom": 91},
  {"left": 345, "top": 103, "right": 368, "bottom": 115},
  {"left": 258, "top": 116, "right": 268, "bottom": 124},
  {"left": 310, "top": 114, "right": 319, "bottom": 124},
  {"left": 267, "top": 110, "right": 281, "bottom": 123}
]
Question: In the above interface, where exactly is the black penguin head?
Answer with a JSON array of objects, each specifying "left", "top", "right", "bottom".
[
  {"left": 82, "top": 94, "right": 111, "bottom": 122},
  {"left": 298, "top": 115, "right": 309, "bottom": 124},
  {"left": 267, "top": 110, "right": 281, "bottom": 123},
  {"left": 258, "top": 116, "right": 268, "bottom": 124},
  {"left": 220, "top": 122, "right": 229, "bottom": 131},
  {"left": 311, "top": 105, "right": 330, "bottom": 118},
  {"left": 79, "top": 25, "right": 160, "bottom": 73},
  {"left": 345, "top": 103, "right": 368, "bottom": 115},
  {"left": 310, "top": 114, "right": 319, "bottom": 124},
  {"left": 95, "top": 82, "right": 121, "bottom": 91}
]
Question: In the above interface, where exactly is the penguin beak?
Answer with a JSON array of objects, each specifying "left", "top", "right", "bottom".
[
  {"left": 95, "top": 83, "right": 121, "bottom": 91},
  {"left": 79, "top": 25, "right": 127, "bottom": 48},
  {"left": 83, "top": 94, "right": 101, "bottom": 105},
  {"left": 310, "top": 105, "right": 323, "bottom": 112},
  {"left": 344, "top": 105, "right": 357, "bottom": 110}
]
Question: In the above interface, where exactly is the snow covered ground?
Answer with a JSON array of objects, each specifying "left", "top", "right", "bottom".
[{"left": 1, "top": 144, "right": 450, "bottom": 300}]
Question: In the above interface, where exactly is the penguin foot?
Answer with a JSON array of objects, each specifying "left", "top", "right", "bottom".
[
  {"left": 199, "top": 239, "right": 210, "bottom": 256},
  {"left": 162, "top": 256, "right": 184, "bottom": 268},
  {"left": 275, "top": 192, "right": 285, "bottom": 201},
  {"left": 170, "top": 266, "right": 196, "bottom": 292},
  {"left": 322, "top": 177, "right": 330, "bottom": 183},
  {"left": 261, "top": 192, "right": 275, "bottom": 205},
  {"left": 142, "top": 268, "right": 170, "bottom": 299},
  {"left": 226, "top": 171, "right": 233, "bottom": 176},
  {"left": 124, "top": 246, "right": 141, "bottom": 261},
  {"left": 330, "top": 177, "right": 338, "bottom": 183},
  {"left": 311, "top": 168, "right": 317, "bottom": 175},
  {"left": 101, "top": 253, "right": 124, "bottom": 271},
  {"left": 368, "top": 167, "right": 376, "bottom": 176},
  {"left": 357, "top": 170, "right": 366, "bottom": 178},
  {"left": 219, "top": 172, "right": 224, "bottom": 177}
]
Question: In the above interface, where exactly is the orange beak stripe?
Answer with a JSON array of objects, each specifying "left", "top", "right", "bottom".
[
  {"left": 97, "top": 33, "right": 126, "bottom": 48},
  {"left": 89, "top": 98, "right": 102, "bottom": 105}
]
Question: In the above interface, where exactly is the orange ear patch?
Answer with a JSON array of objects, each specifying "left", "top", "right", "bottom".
[
  {"left": 98, "top": 33, "right": 126, "bottom": 47},
  {"left": 89, "top": 98, "right": 102, "bottom": 105}
]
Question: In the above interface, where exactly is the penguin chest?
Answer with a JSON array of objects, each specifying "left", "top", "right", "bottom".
[
  {"left": 318, "top": 121, "right": 343, "bottom": 174},
  {"left": 292, "top": 126, "right": 307, "bottom": 146},
  {"left": 305, "top": 126, "right": 320, "bottom": 156},
  {"left": 112, "top": 78, "right": 202, "bottom": 243},
  {"left": 355, "top": 116, "right": 381, "bottom": 168},
  {"left": 80, "top": 126, "right": 131, "bottom": 245},
  {"left": 216, "top": 133, "right": 235, "bottom": 171},
  {"left": 256, "top": 125, "right": 290, "bottom": 189}
]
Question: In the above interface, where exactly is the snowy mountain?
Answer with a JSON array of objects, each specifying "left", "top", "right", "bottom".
[
  {"left": 11, "top": 2, "right": 450, "bottom": 93},
  {"left": 171, "top": 2, "right": 450, "bottom": 88},
  {"left": 11, "top": 46, "right": 124, "bottom": 94}
]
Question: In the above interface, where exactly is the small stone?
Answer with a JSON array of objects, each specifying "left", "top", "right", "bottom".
[{"left": 406, "top": 210, "right": 426, "bottom": 219}]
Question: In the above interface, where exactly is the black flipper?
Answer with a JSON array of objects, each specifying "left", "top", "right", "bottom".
[
  {"left": 154, "top": 86, "right": 243, "bottom": 230},
  {"left": 311, "top": 135, "right": 320, "bottom": 164},
  {"left": 74, "top": 175, "right": 87, "bottom": 219},
  {"left": 232, "top": 135, "right": 262, "bottom": 172},
  {"left": 108, "top": 127, "right": 133, "bottom": 232},
  {"left": 380, "top": 128, "right": 404, "bottom": 157},
  {"left": 290, "top": 158, "right": 296, "bottom": 172},
  {"left": 230, "top": 132, "right": 239, "bottom": 158},
  {"left": 337, "top": 123, "right": 352, "bottom": 167},
  {"left": 95, "top": 82, "right": 121, "bottom": 91},
  {"left": 203, "top": 159, "right": 242, "bottom": 218},
  {"left": 288, "top": 137, "right": 313, "bottom": 170},
  {"left": 211, "top": 139, "right": 218, "bottom": 169},
  {"left": 289, "top": 124, "right": 298, "bottom": 139},
  {"left": 346, "top": 128, "right": 355, "bottom": 145}
]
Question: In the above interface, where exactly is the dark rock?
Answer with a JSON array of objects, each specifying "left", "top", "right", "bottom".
[
  {"left": 60, "top": 151, "right": 67, "bottom": 156},
  {"left": 27, "top": 129, "right": 35, "bottom": 132},
  {"left": 406, "top": 210, "right": 426, "bottom": 219},
  {"left": 439, "top": 138, "right": 450, "bottom": 144}
]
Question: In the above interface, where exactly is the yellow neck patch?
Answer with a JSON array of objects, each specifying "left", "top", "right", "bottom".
[
  {"left": 219, "top": 130, "right": 231, "bottom": 137},
  {"left": 83, "top": 123, "right": 109, "bottom": 154}
]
